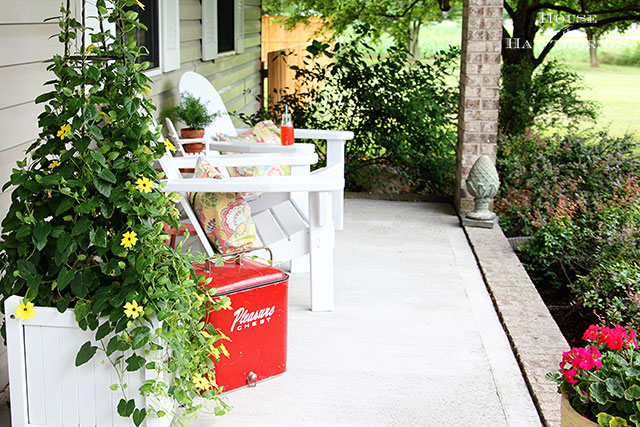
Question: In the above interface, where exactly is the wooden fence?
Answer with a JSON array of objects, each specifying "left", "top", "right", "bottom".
[{"left": 261, "top": 16, "right": 333, "bottom": 110}]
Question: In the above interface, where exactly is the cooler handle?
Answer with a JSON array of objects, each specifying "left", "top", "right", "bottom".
[{"left": 203, "top": 246, "right": 274, "bottom": 272}]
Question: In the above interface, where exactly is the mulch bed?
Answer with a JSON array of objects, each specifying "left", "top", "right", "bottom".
[{"left": 535, "top": 284, "right": 600, "bottom": 348}]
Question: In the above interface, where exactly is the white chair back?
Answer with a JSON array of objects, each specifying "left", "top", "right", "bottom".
[{"left": 158, "top": 154, "right": 216, "bottom": 258}]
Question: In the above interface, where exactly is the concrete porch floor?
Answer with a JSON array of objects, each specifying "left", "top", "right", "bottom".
[
  {"left": 193, "top": 199, "right": 542, "bottom": 426},
  {"left": 0, "top": 199, "right": 543, "bottom": 426}
]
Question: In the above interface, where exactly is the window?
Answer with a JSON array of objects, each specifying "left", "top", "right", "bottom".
[
  {"left": 217, "top": 0, "right": 235, "bottom": 54},
  {"left": 202, "top": 0, "right": 244, "bottom": 61},
  {"left": 124, "top": 1, "right": 160, "bottom": 68},
  {"left": 83, "top": 0, "right": 180, "bottom": 73}
]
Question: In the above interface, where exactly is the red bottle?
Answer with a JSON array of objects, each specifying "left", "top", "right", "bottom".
[{"left": 280, "top": 106, "right": 294, "bottom": 146}]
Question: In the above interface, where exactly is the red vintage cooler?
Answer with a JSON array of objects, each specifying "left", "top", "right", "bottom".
[{"left": 195, "top": 259, "right": 288, "bottom": 392}]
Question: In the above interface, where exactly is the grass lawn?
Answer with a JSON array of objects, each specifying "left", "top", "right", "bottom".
[
  {"left": 566, "top": 62, "right": 640, "bottom": 137},
  {"left": 418, "top": 21, "right": 640, "bottom": 137}
]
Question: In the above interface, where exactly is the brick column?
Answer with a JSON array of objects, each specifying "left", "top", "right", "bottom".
[{"left": 455, "top": 0, "right": 503, "bottom": 214}]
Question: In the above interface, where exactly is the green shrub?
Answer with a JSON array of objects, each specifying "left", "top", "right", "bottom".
[
  {"left": 576, "top": 261, "right": 640, "bottom": 328},
  {"left": 244, "top": 35, "right": 460, "bottom": 196},
  {"left": 325, "top": 41, "right": 459, "bottom": 195},
  {"left": 601, "top": 42, "right": 640, "bottom": 67},
  {"left": 496, "top": 130, "right": 640, "bottom": 237},
  {"left": 499, "top": 61, "right": 599, "bottom": 135},
  {"left": 496, "top": 130, "right": 640, "bottom": 326}
]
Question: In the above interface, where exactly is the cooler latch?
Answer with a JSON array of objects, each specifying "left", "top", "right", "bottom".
[{"left": 246, "top": 371, "right": 258, "bottom": 387}]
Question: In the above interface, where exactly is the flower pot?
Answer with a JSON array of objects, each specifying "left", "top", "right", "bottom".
[
  {"left": 561, "top": 394, "right": 598, "bottom": 427},
  {"left": 506, "top": 236, "right": 533, "bottom": 251},
  {"left": 180, "top": 128, "right": 205, "bottom": 139},
  {"left": 4, "top": 296, "right": 172, "bottom": 427},
  {"left": 182, "top": 142, "right": 206, "bottom": 153}
]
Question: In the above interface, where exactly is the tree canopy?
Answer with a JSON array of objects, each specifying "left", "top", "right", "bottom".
[
  {"left": 503, "top": 0, "right": 640, "bottom": 69},
  {"left": 263, "top": 0, "right": 452, "bottom": 53},
  {"left": 500, "top": 0, "right": 640, "bottom": 134},
  {"left": 263, "top": 0, "right": 640, "bottom": 134}
]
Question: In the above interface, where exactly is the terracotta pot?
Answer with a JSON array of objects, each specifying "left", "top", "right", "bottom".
[
  {"left": 561, "top": 394, "right": 598, "bottom": 427},
  {"left": 180, "top": 128, "right": 205, "bottom": 139},
  {"left": 182, "top": 142, "right": 205, "bottom": 153}
]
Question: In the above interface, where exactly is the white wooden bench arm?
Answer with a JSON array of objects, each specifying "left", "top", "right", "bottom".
[
  {"left": 292, "top": 129, "right": 354, "bottom": 141},
  {"left": 162, "top": 152, "right": 318, "bottom": 168},
  {"left": 162, "top": 175, "right": 344, "bottom": 193},
  {"left": 234, "top": 128, "right": 353, "bottom": 141},
  {"left": 208, "top": 140, "right": 316, "bottom": 154}
]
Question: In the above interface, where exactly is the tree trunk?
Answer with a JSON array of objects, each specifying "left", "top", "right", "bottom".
[
  {"left": 409, "top": 19, "right": 422, "bottom": 58},
  {"left": 499, "top": 3, "right": 540, "bottom": 135},
  {"left": 586, "top": 28, "right": 598, "bottom": 67},
  {"left": 499, "top": 59, "right": 535, "bottom": 135}
]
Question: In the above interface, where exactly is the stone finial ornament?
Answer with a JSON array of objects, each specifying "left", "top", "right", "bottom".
[{"left": 463, "top": 155, "right": 500, "bottom": 227}]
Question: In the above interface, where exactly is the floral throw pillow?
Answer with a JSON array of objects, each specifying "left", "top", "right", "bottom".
[
  {"left": 214, "top": 120, "right": 280, "bottom": 145},
  {"left": 190, "top": 158, "right": 257, "bottom": 254},
  {"left": 241, "top": 120, "right": 281, "bottom": 144},
  {"left": 214, "top": 133, "right": 255, "bottom": 144},
  {"left": 215, "top": 120, "right": 291, "bottom": 178}
]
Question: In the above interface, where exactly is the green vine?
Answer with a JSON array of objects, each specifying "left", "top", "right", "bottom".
[{"left": 0, "top": 0, "right": 229, "bottom": 424}]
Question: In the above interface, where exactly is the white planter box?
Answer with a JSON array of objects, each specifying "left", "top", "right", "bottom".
[{"left": 4, "top": 295, "right": 172, "bottom": 427}]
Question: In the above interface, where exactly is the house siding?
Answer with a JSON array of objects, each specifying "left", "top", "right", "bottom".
[
  {"left": 0, "top": 0, "right": 262, "bottom": 391},
  {"left": 150, "top": 0, "right": 262, "bottom": 121}
]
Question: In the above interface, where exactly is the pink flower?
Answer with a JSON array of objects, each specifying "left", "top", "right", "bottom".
[
  {"left": 583, "top": 325, "right": 599, "bottom": 341},
  {"left": 582, "top": 325, "right": 637, "bottom": 351},
  {"left": 562, "top": 368, "right": 579, "bottom": 385},
  {"left": 559, "top": 345, "right": 602, "bottom": 386}
]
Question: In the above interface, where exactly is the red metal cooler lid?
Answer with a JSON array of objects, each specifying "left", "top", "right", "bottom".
[{"left": 193, "top": 259, "right": 287, "bottom": 295}]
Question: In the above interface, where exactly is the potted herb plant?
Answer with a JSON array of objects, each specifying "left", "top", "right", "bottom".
[
  {"left": 547, "top": 324, "right": 640, "bottom": 427},
  {"left": 160, "top": 92, "right": 216, "bottom": 153},
  {"left": 0, "top": 1, "right": 229, "bottom": 425}
]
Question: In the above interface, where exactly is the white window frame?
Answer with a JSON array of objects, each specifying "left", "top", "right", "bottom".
[
  {"left": 81, "top": 0, "right": 180, "bottom": 74},
  {"left": 202, "top": 0, "right": 244, "bottom": 61}
]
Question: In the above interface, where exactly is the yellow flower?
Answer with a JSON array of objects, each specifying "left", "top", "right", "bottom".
[
  {"left": 217, "top": 330, "right": 232, "bottom": 342},
  {"left": 141, "top": 85, "right": 152, "bottom": 96},
  {"left": 218, "top": 343, "right": 230, "bottom": 358},
  {"left": 216, "top": 296, "right": 232, "bottom": 310},
  {"left": 135, "top": 176, "right": 154, "bottom": 193},
  {"left": 98, "top": 110, "right": 112, "bottom": 124},
  {"left": 164, "top": 138, "right": 176, "bottom": 152},
  {"left": 135, "top": 0, "right": 145, "bottom": 9},
  {"left": 85, "top": 43, "right": 95, "bottom": 54},
  {"left": 200, "top": 330, "right": 211, "bottom": 338},
  {"left": 210, "top": 345, "right": 220, "bottom": 359},
  {"left": 15, "top": 301, "right": 36, "bottom": 321},
  {"left": 120, "top": 230, "right": 138, "bottom": 249},
  {"left": 208, "top": 377, "right": 218, "bottom": 389},
  {"left": 123, "top": 300, "right": 144, "bottom": 319},
  {"left": 192, "top": 374, "right": 209, "bottom": 390},
  {"left": 57, "top": 123, "right": 71, "bottom": 140},
  {"left": 48, "top": 160, "right": 61, "bottom": 171}
]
